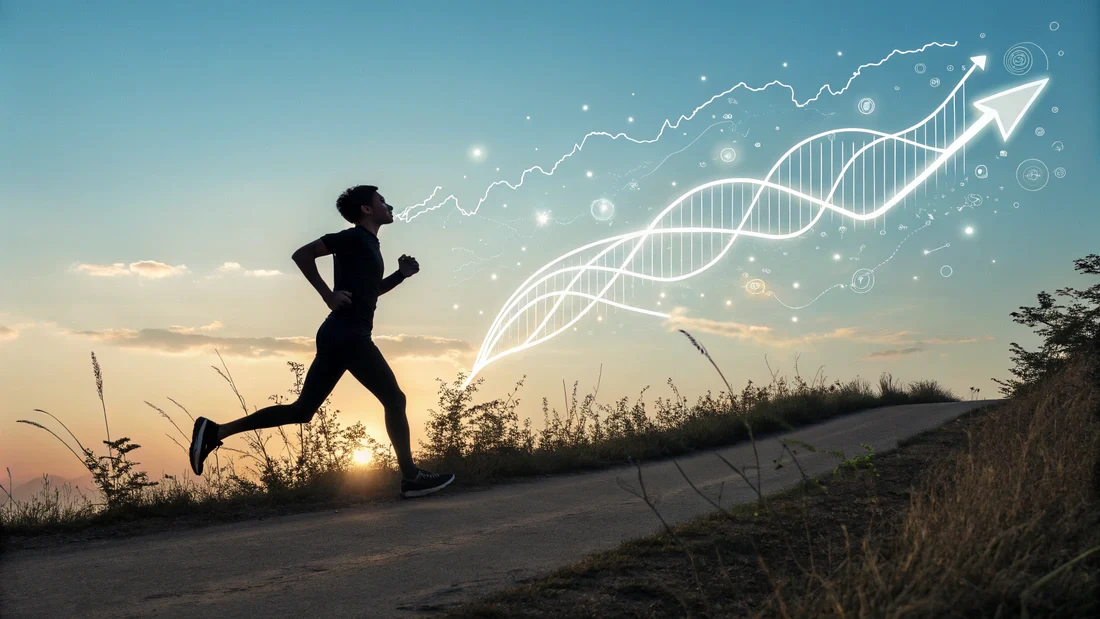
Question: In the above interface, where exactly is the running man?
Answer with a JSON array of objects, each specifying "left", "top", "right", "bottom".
[{"left": 189, "top": 185, "right": 456, "bottom": 498}]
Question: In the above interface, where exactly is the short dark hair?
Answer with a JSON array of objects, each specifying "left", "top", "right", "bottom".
[{"left": 336, "top": 185, "right": 378, "bottom": 223}]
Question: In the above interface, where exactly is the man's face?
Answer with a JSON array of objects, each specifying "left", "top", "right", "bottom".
[{"left": 368, "top": 191, "right": 395, "bottom": 224}]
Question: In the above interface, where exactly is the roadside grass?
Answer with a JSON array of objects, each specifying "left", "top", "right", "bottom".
[
  {"left": 445, "top": 345, "right": 1099, "bottom": 618},
  {"left": 2, "top": 344, "right": 954, "bottom": 540}
]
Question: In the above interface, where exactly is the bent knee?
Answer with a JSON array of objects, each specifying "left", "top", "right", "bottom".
[{"left": 291, "top": 401, "right": 320, "bottom": 424}]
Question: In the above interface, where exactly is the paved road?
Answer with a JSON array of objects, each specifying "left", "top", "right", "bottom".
[{"left": 1, "top": 400, "right": 996, "bottom": 618}]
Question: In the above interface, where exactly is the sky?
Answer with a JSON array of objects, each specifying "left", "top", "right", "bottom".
[{"left": 1, "top": 0, "right": 1097, "bottom": 485}]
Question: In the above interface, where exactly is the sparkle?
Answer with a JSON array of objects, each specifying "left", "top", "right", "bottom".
[
  {"left": 671, "top": 181, "right": 677, "bottom": 186},
  {"left": 700, "top": 75, "right": 706, "bottom": 81},
  {"left": 837, "top": 51, "right": 843, "bottom": 56},
  {"left": 453, "top": 304, "right": 459, "bottom": 310},
  {"left": 536, "top": 212, "right": 549, "bottom": 225},
  {"left": 660, "top": 292, "right": 666, "bottom": 298},
  {"left": 700, "top": 293, "right": 705, "bottom": 297},
  {"left": 526, "top": 115, "right": 530, "bottom": 120},
  {"left": 479, "top": 310, "right": 483, "bottom": 315},
  {"left": 992, "top": 259, "right": 996, "bottom": 263},
  {"left": 965, "top": 226, "right": 974, "bottom": 235},
  {"left": 597, "top": 315, "right": 603, "bottom": 321},
  {"left": 748, "top": 256, "right": 755, "bottom": 262},
  {"left": 833, "top": 253, "right": 841, "bottom": 260},
  {"left": 586, "top": 171, "right": 593, "bottom": 178},
  {"left": 726, "top": 300, "right": 732, "bottom": 306},
  {"left": 793, "top": 282, "right": 800, "bottom": 289},
  {"left": 627, "top": 116, "right": 634, "bottom": 122},
  {"left": 520, "top": 246, "right": 526, "bottom": 251},
  {"left": 582, "top": 104, "right": 588, "bottom": 111},
  {"left": 782, "top": 62, "right": 788, "bottom": 67},
  {"left": 791, "top": 316, "right": 798, "bottom": 322},
  {"left": 473, "top": 148, "right": 482, "bottom": 157},
  {"left": 923, "top": 250, "right": 930, "bottom": 255},
  {"left": 491, "top": 273, "right": 497, "bottom": 280},
  {"left": 914, "top": 276, "right": 919, "bottom": 280}
]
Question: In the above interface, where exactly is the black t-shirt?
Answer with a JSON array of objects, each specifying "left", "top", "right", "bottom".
[{"left": 320, "top": 226, "right": 406, "bottom": 331}]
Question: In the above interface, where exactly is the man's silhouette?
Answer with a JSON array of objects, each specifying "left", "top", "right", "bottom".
[{"left": 189, "top": 185, "right": 455, "bottom": 498}]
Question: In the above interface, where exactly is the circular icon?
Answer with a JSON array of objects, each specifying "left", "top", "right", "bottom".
[
  {"left": 827, "top": 134, "right": 836, "bottom": 142},
  {"left": 1013, "top": 201, "right": 1020, "bottom": 209},
  {"left": 929, "top": 78, "right": 941, "bottom": 87},
  {"left": 914, "top": 63, "right": 927, "bottom": 74},
  {"left": 857, "top": 97, "right": 876, "bottom": 114},
  {"left": 1004, "top": 44, "right": 1034, "bottom": 76},
  {"left": 1052, "top": 141, "right": 1064, "bottom": 152},
  {"left": 980, "top": 33, "right": 986, "bottom": 38},
  {"left": 879, "top": 229, "right": 886, "bottom": 235},
  {"left": 720, "top": 147, "right": 737, "bottom": 163},
  {"left": 1050, "top": 21, "right": 1060, "bottom": 31},
  {"left": 947, "top": 64, "right": 955, "bottom": 72},
  {"left": 1035, "top": 127, "right": 1046, "bottom": 136},
  {"left": 590, "top": 198, "right": 615, "bottom": 221},
  {"left": 940, "top": 265, "right": 953, "bottom": 278},
  {"left": 850, "top": 269, "right": 875, "bottom": 294},
  {"left": 1016, "top": 158, "right": 1050, "bottom": 191},
  {"left": 1053, "top": 167, "right": 1066, "bottom": 179},
  {"left": 1058, "top": 50, "right": 1065, "bottom": 57},
  {"left": 754, "top": 142, "right": 761, "bottom": 148},
  {"left": 745, "top": 279, "right": 766, "bottom": 295},
  {"left": 974, "top": 165, "right": 988, "bottom": 179},
  {"left": 1051, "top": 106, "right": 1059, "bottom": 113},
  {"left": 894, "top": 85, "right": 901, "bottom": 91}
]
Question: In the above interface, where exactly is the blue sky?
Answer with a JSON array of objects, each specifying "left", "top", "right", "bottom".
[{"left": 1, "top": 0, "right": 1096, "bottom": 481}]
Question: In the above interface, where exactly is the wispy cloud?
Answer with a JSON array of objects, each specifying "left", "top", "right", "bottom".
[
  {"left": 862, "top": 347, "right": 926, "bottom": 360},
  {"left": 0, "top": 325, "right": 17, "bottom": 341},
  {"left": 69, "top": 323, "right": 473, "bottom": 363},
  {"left": 662, "top": 306, "right": 990, "bottom": 353},
  {"left": 214, "top": 262, "right": 283, "bottom": 277},
  {"left": 71, "top": 260, "right": 190, "bottom": 279}
]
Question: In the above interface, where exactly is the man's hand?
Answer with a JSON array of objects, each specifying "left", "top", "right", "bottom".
[
  {"left": 398, "top": 254, "right": 420, "bottom": 277},
  {"left": 325, "top": 290, "right": 353, "bottom": 311}
]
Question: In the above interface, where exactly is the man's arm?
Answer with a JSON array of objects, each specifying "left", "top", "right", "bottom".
[
  {"left": 292, "top": 239, "right": 340, "bottom": 306},
  {"left": 379, "top": 270, "right": 406, "bottom": 295}
]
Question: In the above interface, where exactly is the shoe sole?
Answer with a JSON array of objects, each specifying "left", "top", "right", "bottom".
[
  {"left": 400, "top": 475, "right": 455, "bottom": 499},
  {"left": 190, "top": 419, "right": 209, "bottom": 476}
]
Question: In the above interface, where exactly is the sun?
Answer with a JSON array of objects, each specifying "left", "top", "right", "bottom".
[{"left": 352, "top": 449, "right": 372, "bottom": 465}]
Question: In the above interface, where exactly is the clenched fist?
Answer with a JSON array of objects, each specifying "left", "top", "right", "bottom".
[{"left": 398, "top": 254, "right": 420, "bottom": 277}]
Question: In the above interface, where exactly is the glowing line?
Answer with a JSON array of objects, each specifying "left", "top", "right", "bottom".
[
  {"left": 399, "top": 41, "right": 958, "bottom": 223},
  {"left": 770, "top": 284, "right": 845, "bottom": 310},
  {"left": 467, "top": 59, "right": 1035, "bottom": 386}
]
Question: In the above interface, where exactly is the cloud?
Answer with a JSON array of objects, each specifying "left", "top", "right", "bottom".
[
  {"left": 0, "top": 325, "right": 17, "bottom": 341},
  {"left": 214, "top": 262, "right": 283, "bottom": 277},
  {"left": 862, "top": 347, "right": 926, "bottom": 360},
  {"left": 71, "top": 260, "right": 189, "bottom": 279},
  {"left": 70, "top": 324, "right": 474, "bottom": 362},
  {"left": 663, "top": 307, "right": 991, "bottom": 354}
]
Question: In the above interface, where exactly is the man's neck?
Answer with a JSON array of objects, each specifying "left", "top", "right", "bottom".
[{"left": 357, "top": 220, "right": 381, "bottom": 237}]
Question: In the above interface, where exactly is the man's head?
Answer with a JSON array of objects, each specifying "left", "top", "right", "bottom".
[{"left": 336, "top": 185, "right": 394, "bottom": 226}]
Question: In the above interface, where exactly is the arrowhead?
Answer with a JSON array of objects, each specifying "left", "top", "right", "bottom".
[
  {"left": 970, "top": 55, "right": 987, "bottom": 70},
  {"left": 972, "top": 78, "right": 1049, "bottom": 140}
]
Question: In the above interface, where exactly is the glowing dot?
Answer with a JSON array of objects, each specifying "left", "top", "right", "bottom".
[
  {"left": 748, "top": 256, "right": 755, "bottom": 262},
  {"left": 701, "top": 75, "right": 707, "bottom": 81},
  {"left": 992, "top": 259, "right": 996, "bottom": 263},
  {"left": 965, "top": 226, "right": 974, "bottom": 235},
  {"left": 791, "top": 316, "right": 798, "bottom": 322},
  {"left": 837, "top": 51, "right": 843, "bottom": 56},
  {"left": 521, "top": 246, "right": 526, "bottom": 251},
  {"left": 352, "top": 449, "right": 372, "bottom": 465},
  {"left": 726, "top": 300, "right": 732, "bottom": 306},
  {"left": 582, "top": 104, "right": 588, "bottom": 111},
  {"left": 631, "top": 92, "right": 635, "bottom": 96},
  {"left": 473, "top": 148, "right": 481, "bottom": 156},
  {"left": 496, "top": 167, "right": 500, "bottom": 171},
  {"left": 671, "top": 181, "right": 677, "bottom": 186},
  {"left": 793, "top": 282, "right": 800, "bottom": 289},
  {"left": 923, "top": 250, "right": 930, "bottom": 255},
  {"left": 660, "top": 292, "right": 666, "bottom": 298},
  {"left": 537, "top": 212, "right": 549, "bottom": 225},
  {"left": 453, "top": 304, "right": 459, "bottom": 310},
  {"left": 657, "top": 301, "right": 661, "bottom": 306},
  {"left": 700, "top": 293, "right": 705, "bottom": 298},
  {"left": 597, "top": 316, "right": 603, "bottom": 321},
  {"left": 479, "top": 310, "right": 483, "bottom": 315},
  {"left": 833, "top": 253, "right": 841, "bottom": 260},
  {"left": 913, "top": 276, "right": 919, "bottom": 280},
  {"left": 491, "top": 273, "right": 497, "bottom": 280},
  {"left": 526, "top": 116, "right": 531, "bottom": 120},
  {"left": 586, "top": 171, "right": 593, "bottom": 178},
  {"left": 627, "top": 117, "right": 634, "bottom": 122}
]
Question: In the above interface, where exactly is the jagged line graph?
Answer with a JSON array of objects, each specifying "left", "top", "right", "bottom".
[
  {"left": 463, "top": 59, "right": 1048, "bottom": 387},
  {"left": 397, "top": 41, "right": 958, "bottom": 223}
]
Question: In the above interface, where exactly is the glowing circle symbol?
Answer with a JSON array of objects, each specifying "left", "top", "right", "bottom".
[
  {"left": 857, "top": 97, "right": 876, "bottom": 114},
  {"left": 1016, "top": 158, "right": 1049, "bottom": 191},
  {"left": 850, "top": 269, "right": 875, "bottom": 294},
  {"left": 940, "top": 265, "right": 954, "bottom": 278},
  {"left": 720, "top": 147, "right": 737, "bottom": 163},
  {"left": 1053, "top": 167, "right": 1066, "bottom": 179},
  {"left": 590, "top": 198, "right": 615, "bottom": 221},
  {"left": 947, "top": 64, "right": 955, "bottom": 72},
  {"left": 1004, "top": 44, "right": 1035, "bottom": 75},
  {"left": 1052, "top": 141, "right": 1064, "bottom": 152},
  {"left": 745, "top": 279, "right": 766, "bottom": 295},
  {"left": 914, "top": 63, "right": 927, "bottom": 74},
  {"left": 1034, "top": 127, "right": 1045, "bottom": 136},
  {"left": 1051, "top": 106, "right": 1059, "bottom": 113},
  {"left": 929, "top": 77, "right": 941, "bottom": 87},
  {"left": 1013, "top": 201, "right": 1021, "bottom": 208},
  {"left": 1050, "top": 21, "right": 1059, "bottom": 31},
  {"left": 974, "top": 165, "right": 988, "bottom": 179}
]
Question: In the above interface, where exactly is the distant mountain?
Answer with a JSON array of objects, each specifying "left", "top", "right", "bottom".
[{"left": 2, "top": 473, "right": 97, "bottom": 506}]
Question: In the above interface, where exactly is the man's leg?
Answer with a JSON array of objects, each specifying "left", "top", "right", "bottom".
[
  {"left": 344, "top": 338, "right": 419, "bottom": 479},
  {"left": 217, "top": 350, "right": 346, "bottom": 441}
]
